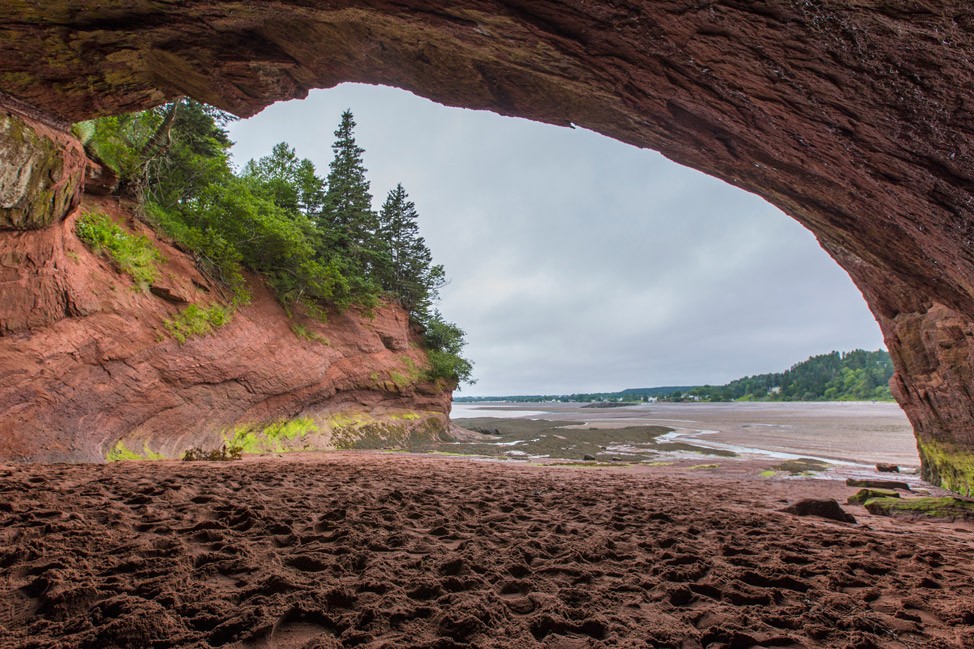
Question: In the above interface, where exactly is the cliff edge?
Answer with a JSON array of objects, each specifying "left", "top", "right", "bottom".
[{"left": 0, "top": 191, "right": 453, "bottom": 463}]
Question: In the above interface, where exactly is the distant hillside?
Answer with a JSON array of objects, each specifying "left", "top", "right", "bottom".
[
  {"left": 453, "top": 386, "right": 692, "bottom": 404},
  {"left": 681, "top": 349, "right": 894, "bottom": 402},
  {"left": 619, "top": 386, "right": 695, "bottom": 398},
  {"left": 455, "top": 350, "right": 894, "bottom": 403}
]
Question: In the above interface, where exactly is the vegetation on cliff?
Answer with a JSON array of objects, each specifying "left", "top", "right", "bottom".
[
  {"left": 73, "top": 100, "right": 472, "bottom": 384},
  {"left": 75, "top": 211, "right": 162, "bottom": 291}
]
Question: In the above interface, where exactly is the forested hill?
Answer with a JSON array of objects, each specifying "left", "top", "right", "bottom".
[
  {"left": 673, "top": 349, "right": 894, "bottom": 402},
  {"left": 456, "top": 349, "right": 894, "bottom": 403}
]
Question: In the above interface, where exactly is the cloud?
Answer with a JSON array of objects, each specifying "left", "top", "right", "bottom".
[{"left": 228, "top": 83, "right": 885, "bottom": 395}]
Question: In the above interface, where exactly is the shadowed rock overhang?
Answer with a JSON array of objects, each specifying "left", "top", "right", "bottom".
[{"left": 2, "top": 2, "right": 974, "bottom": 493}]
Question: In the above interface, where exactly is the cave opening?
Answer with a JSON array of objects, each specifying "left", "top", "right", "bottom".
[
  {"left": 2, "top": 2, "right": 974, "bottom": 491},
  {"left": 227, "top": 83, "right": 886, "bottom": 396}
]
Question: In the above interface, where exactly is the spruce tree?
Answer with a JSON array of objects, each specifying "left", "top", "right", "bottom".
[
  {"left": 319, "top": 110, "right": 380, "bottom": 274},
  {"left": 376, "top": 183, "right": 445, "bottom": 317},
  {"left": 243, "top": 142, "right": 325, "bottom": 216}
]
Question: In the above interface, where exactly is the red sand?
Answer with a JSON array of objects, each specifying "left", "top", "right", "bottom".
[{"left": 1, "top": 453, "right": 973, "bottom": 649}]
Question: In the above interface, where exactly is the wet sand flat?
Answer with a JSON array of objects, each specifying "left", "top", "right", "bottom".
[
  {"left": 453, "top": 402, "right": 918, "bottom": 467},
  {"left": 2, "top": 453, "right": 973, "bottom": 649}
]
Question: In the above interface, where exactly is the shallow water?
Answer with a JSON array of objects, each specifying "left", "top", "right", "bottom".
[{"left": 450, "top": 404, "right": 551, "bottom": 419}]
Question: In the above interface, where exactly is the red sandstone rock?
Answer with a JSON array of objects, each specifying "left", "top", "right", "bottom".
[
  {"left": 0, "top": 196, "right": 451, "bottom": 462},
  {"left": 83, "top": 157, "right": 119, "bottom": 196},
  {"left": 1, "top": 3, "right": 974, "bottom": 490}
]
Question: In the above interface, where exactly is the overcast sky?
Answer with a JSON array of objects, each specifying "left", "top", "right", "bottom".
[{"left": 227, "top": 83, "right": 885, "bottom": 396}]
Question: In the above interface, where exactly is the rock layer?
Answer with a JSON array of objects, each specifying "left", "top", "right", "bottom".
[
  {"left": 2, "top": 3, "right": 974, "bottom": 489},
  {"left": 0, "top": 196, "right": 451, "bottom": 462}
]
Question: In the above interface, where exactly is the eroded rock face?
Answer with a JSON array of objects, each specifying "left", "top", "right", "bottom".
[
  {"left": 2, "top": 3, "right": 974, "bottom": 489},
  {"left": 0, "top": 197, "right": 451, "bottom": 462},
  {"left": 0, "top": 110, "right": 84, "bottom": 229}
]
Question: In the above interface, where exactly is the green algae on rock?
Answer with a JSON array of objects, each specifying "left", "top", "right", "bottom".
[
  {"left": 847, "top": 488, "right": 900, "bottom": 505},
  {"left": 916, "top": 437, "right": 974, "bottom": 497},
  {"left": 864, "top": 496, "right": 974, "bottom": 522},
  {"left": 0, "top": 110, "right": 84, "bottom": 229}
]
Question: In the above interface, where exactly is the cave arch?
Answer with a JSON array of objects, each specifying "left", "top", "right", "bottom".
[{"left": 2, "top": 2, "right": 974, "bottom": 492}]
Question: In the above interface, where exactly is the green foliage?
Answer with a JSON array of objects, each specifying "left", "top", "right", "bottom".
[
  {"left": 75, "top": 212, "right": 161, "bottom": 290},
  {"left": 77, "top": 104, "right": 472, "bottom": 387},
  {"left": 164, "top": 304, "right": 232, "bottom": 344},
  {"left": 74, "top": 113, "right": 158, "bottom": 183},
  {"left": 290, "top": 323, "right": 329, "bottom": 345},
  {"left": 375, "top": 184, "right": 445, "bottom": 316},
  {"left": 457, "top": 350, "right": 892, "bottom": 404},
  {"left": 319, "top": 110, "right": 382, "bottom": 277},
  {"left": 421, "top": 312, "right": 474, "bottom": 385},
  {"left": 684, "top": 349, "right": 894, "bottom": 402}
]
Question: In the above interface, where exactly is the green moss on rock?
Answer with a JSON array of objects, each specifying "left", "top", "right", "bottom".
[
  {"left": 864, "top": 496, "right": 974, "bottom": 522},
  {"left": 328, "top": 411, "right": 449, "bottom": 450},
  {"left": 847, "top": 488, "right": 899, "bottom": 505},
  {"left": 917, "top": 437, "right": 974, "bottom": 497},
  {"left": 106, "top": 440, "right": 165, "bottom": 462},
  {"left": 0, "top": 111, "right": 83, "bottom": 230},
  {"left": 223, "top": 417, "right": 318, "bottom": 454}
]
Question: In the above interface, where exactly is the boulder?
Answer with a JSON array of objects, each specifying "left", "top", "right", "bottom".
[
  {"left": 782, "top": 499, "right": 856, "bottom": 524},
  {"left": 847, "top": 488, "right": 900, "bottom": 505},
  {"left": 846, "top": 479, "right": 911, "bottom": 491},
  {"left": 0, "top": 110, "right": 84, "bottom": 230},
  {"left": 864, "top": 497, "right": 974, "bottom": 522}
]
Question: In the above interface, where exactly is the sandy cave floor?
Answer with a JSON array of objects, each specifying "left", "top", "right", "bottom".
[{"left": 1, "top": 453, "right": 973, "bottom": 649}]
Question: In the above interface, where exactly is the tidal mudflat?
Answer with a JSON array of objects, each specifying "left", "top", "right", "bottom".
[{"left": 447, "top": 401, "right": 919, "bottom": 478}]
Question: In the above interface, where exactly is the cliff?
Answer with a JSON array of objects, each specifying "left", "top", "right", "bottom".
[
  {"left": 0, "top": 192, "right": 453, "bottom": 463},
  {"left": 2, "top": 3, "right": 974, "bottom": 492}
]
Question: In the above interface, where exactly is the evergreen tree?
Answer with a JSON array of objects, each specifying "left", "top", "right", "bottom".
[
  {"left": 376, "top": 183, "right": 445, "bottom": 316},
  {"left": 319, "top": 110, "right": 380, "bottom": 272},
  {"left": 243, "top": 143, "right": 325, "bottom": 217},
  {"left": 78, "top": 103, "right": 472, "bottom": 383}
]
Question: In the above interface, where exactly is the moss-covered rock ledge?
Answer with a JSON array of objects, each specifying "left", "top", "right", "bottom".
[{"left": 105, "top": 410, "right": 451, "bottom": 462}]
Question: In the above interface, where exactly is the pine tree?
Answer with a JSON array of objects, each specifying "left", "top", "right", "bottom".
[
  {"left": 243, "top": 142, "right": 325, "bottom": 216},
  {"left": 376, "top": 183, "right": 445, "bottom": 317},
  {"left": 319, "top": 110, "right": 380, "bottom": 273}
]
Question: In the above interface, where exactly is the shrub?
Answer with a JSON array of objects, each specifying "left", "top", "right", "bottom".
[
  {"left": 290, "top": 323, "right": 329, "bottom": 345},
  {"left": 182, "top": 444, "right": 242, "bottom": 461},
  {"left": 426, "top": 349, "right": 474, "bottom": 385},
  {"left": 421, "top": 312, "right": 474, "bottom": 385},
  {"left": 76, "top": 212, "right": 162, "bottom": 290},
  {"left": 164, "top": 304, "right": 232, "bottom": 344}
]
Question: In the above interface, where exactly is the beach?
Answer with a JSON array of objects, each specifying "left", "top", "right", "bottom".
[{"left": 2, "top": 403, "right": 973, "bottom": 648}]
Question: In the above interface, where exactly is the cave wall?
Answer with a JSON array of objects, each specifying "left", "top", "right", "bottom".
[{"left": 2, "top": 1, "right": 974, "bottom": 492}]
